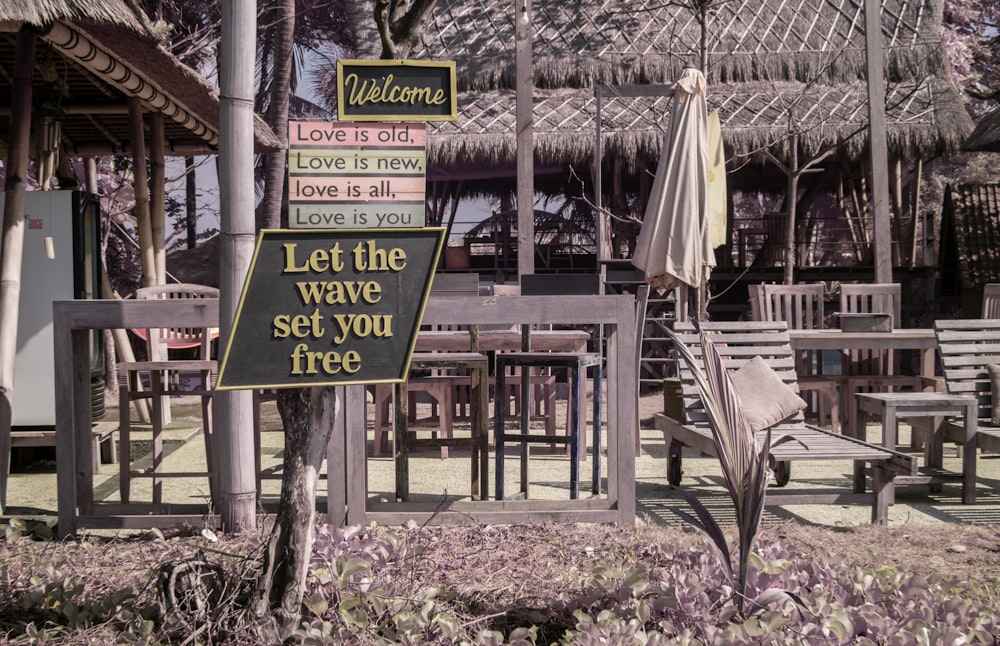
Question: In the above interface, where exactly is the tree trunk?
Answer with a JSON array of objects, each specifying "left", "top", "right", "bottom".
[
  {"left": 254, "top": 387, "right": 339, "bottom": 639},
  {"left": 185, "top": 157, "right": 197, "bottom": 249},
  {"left": 128, "top": 97, "right": 157, "bottom": 288},
  {"left": 149, "top": 112, "right": 167, "bottom": 284},
  {"left": 260, "top": 0, "right": 294, "bottom": 230},
  {"left": 0, "top": 28, "right": 37, "bottom": 513}
]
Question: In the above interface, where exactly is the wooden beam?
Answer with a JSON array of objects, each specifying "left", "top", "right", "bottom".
[
  {"left": 864, "top": 0, "right": 892, "bottom": 283},
  {"left": 515, "top": 0, "right": 534, "bottom": 281}
]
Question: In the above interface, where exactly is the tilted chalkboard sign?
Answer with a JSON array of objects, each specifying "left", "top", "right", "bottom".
[
  {"left": 216, "top": 228, "right": 445, "bottom": 390},
  {"left": 337, "top": 59, "right": 457, "bottom": 122}
]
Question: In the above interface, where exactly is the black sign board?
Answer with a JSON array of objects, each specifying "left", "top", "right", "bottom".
[
  {"left": 337, "top": 59, "right": 457, "bottom": 122},
  {"left": 216, "top": 228, "right": 445, "bottom": 390}
]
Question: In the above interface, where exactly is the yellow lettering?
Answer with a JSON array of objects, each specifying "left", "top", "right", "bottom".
[
  {"left": 289, "top": 343, "right": 362, "bottom": 376},
  {"left": 272, "top": 314, "right": 291, "bottom": 338},
  {"left": 282, "top": 243, "right": 309, "bottom": 273},
  {"left": 387, "top": 247, "right": 406, "bottom": 271}
]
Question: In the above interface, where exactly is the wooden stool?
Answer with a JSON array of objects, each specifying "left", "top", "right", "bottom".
[
  {"left": 495, "top": 351, "right": 602, "bottom": 500},
  {"left": 394, "top": 352, "right": 490, "bottom": 501}
]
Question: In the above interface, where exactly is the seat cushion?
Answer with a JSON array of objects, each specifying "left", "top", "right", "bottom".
[
  {"left": 989, "top": 364, "right": 1000, "bottom": 426},
  {"left": 730, "top": 355, "right": 808, "bottom": 431}
]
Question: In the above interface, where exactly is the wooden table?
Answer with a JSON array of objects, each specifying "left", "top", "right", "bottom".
[
  {"left": 789, "top": 328, "right": 941, "bottom": 439},
  {"left": 855, "top": 392, "right": 977, "bottom": 504},
  {"left": 415, "top": 329, "right": 590, "bottom": 353},
  {"left": 788, "top": 328, "right": 937, "bottom": 380}
]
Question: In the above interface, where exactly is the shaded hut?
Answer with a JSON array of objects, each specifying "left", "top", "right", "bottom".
[
  {"left": 343, "top": 0, "right": 972, "bottom": 274},
  {"left": 0, "top": 3, "right": 281, "bottom": 160},
  {"left": 0, "top": 1, "right": 280, "bottom": 507}
]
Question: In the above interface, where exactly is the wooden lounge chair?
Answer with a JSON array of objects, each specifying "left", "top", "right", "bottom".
[
  {"left": 933, "top": 319, "right": 1000, "bottom": 456},
  {"left": 654, "top": 321, "right": 916, "bottom": 524}
]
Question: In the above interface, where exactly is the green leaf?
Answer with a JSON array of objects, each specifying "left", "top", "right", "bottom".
[{"left": 303, "top": 593, "right": 329, "bottom": 616}]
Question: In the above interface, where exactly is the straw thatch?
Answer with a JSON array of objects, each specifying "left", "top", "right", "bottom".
[
  {"left": 942, "top": 183, "right": 1000, "bottom": 287},
  {"left": 344, "top": 0, "right": 971, "bottom": 176},
  {"left": 0, "top": 0, "right": 148, "bottom": 31},
  {"left": 963, "top": 110, "right": 1000, "bottom": 152},
  {"left": 0, "top": 2, "right": 282, "bottom": 156}
]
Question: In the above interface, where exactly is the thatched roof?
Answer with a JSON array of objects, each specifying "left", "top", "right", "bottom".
[
  {"left": 0, "top": 1, "right": 282, "bottom": 157},
  {"left": 942, "top": 183, "right": 1000, "bottom": 287},
  {"left": 963, "top": 110, "right": 1000, "bottom": 152},
  {"left": 0, "top": 0, "right": 147, "bottom": 30},
  {"left": 344, "top": 0, "right": 972, "bottom": 175}
]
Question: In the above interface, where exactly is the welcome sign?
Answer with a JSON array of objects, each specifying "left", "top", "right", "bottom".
[
  {"left": 215, "top": 228, "right": 445, "bottom": 390},
  {"left": 337, "top": 59, "right": 457, "bottom": 122}
]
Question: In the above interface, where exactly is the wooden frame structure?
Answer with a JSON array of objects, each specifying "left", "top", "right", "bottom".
[
  {"left": 345, "top": 293, "right": 637, "bottom": 526},
  {"left": 54, "top": 293, "right": 638, "bottom": 535}
]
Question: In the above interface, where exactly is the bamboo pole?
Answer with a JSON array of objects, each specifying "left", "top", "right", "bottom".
[
  {"left": 0, "top": 28, "right": 37, "bottom": 512},
  {"left": 149, "top": 112, "right": 166, "bottom": 284},
  {"left": 515, "top": 0, "right": 534, "bottom": 281},
  {"left": 128, "top": 97, "right": 157, "bottom": 288},
  {"left": 217, "top": 0, "right": 260, "bottom": 532}
]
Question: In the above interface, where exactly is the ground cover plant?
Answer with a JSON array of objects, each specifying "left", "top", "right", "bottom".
[{"left": 1, "top": 518, "right": 998, "bottom": 644}]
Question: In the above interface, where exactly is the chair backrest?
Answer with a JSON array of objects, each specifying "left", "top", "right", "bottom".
[
  {"left": 134, "top": 283, "right": 219, "bottom": 361},
  {"left": 753, "top": 283, "right": 825, "bottom": 330},
  {"left": 672, "top": 320, "right": 803, "bottom": 426},
  {"left": 839, "top": 283, "right": 901, "bottom": 375},
  {"left": 983, "top": 283, "right": 1000, "bottom": 318},
  {"left": 934, "top": 318, "right": 1000, "bottom": 422},
  {"left": 748, "top": 283, "right": 765, "bottom": 321},
  {"left": 840, "top": 282, "right": 902, "bottom": 322}
]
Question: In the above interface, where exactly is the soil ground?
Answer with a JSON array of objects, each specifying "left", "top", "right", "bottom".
[{"left": 3, "top": 387, "right": 1000, "bottom": 604}]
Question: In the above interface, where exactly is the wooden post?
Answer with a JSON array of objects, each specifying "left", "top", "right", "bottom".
[
  {"left": 0, "top": 28, "right": 37, "bottom": 512},
  {"left": 217, "top": 0, "right": 260, "bottom": 531},
  {"left": 148, "top": 112, "right": 167, "bottom": 284},
  {"left": 515, "top": 0, "right": 534, "bottom": 281},
  {"left": 128, "top": 97, "right": 157, "bottom": 288},
  {"left": 864, "top": 0, "right": 892, "bottom": 284}
]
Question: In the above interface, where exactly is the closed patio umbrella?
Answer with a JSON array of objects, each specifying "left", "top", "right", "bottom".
[{"left": 632, "top": 67, "right": 713, "bottom": 316}]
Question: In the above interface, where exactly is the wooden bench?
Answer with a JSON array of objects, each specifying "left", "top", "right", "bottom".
[
  {"left": 933, "top": 319, "right": 1000, "bottom": 456},
  {"left": 654, "top": 321, "right": 916, "bottom": 524},
  {"left": 12, "top": 421, "right": 117, "bottom": 473}
]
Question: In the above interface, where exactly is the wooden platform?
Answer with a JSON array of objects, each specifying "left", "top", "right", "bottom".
[{"left": 12, "top": 421, "right": 117, "bottom": 473}]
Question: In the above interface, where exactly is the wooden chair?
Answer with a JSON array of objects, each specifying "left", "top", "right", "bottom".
[
  {"left": 982, "top": 283, "right": 1000, "bottom": 318},
  {"left": 118, "top": 283, "right": 218, "bottom": 505},
  {"left": 934, "top": 318, "right": 1000, "bottom": 457},
  {"left": 839, "top": 283, "right": 938, "bottom": 439},
  {"left": 655, "top": 321, "right": 916, "bottom": 524},
  {"left": 373, "top": 273, "right": 481, "bottom": 459},
  {"left": 494, "top": 274, "right": 603, "bottom": 500},
  {"left": 750, "top": 282, "right": 840, "bottom": 432}
]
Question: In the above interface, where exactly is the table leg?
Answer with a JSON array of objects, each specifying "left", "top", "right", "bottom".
[
  {"left": 962, "top": 400, "right": 977, "bottom": 504},
  {"left": 853, "top": 396, "right": 866, "bottom": 493},
  {"left": 495, "top": 369, "right": 506, "bottom": 500},
  {"left": 394, "top": 383, "right": 409, "bottom": 502},
  {"left": 882, "top": 405, "right": 897, "bottom": 505},
  {"left": 592, "top": 362, "right": 602, "bottom": 496},
  {"left": 926, "top": 414, "right": 944, "bottom": 493},
  {"left": 569, "top": 365, "right": 581, "bottom": 500}
]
